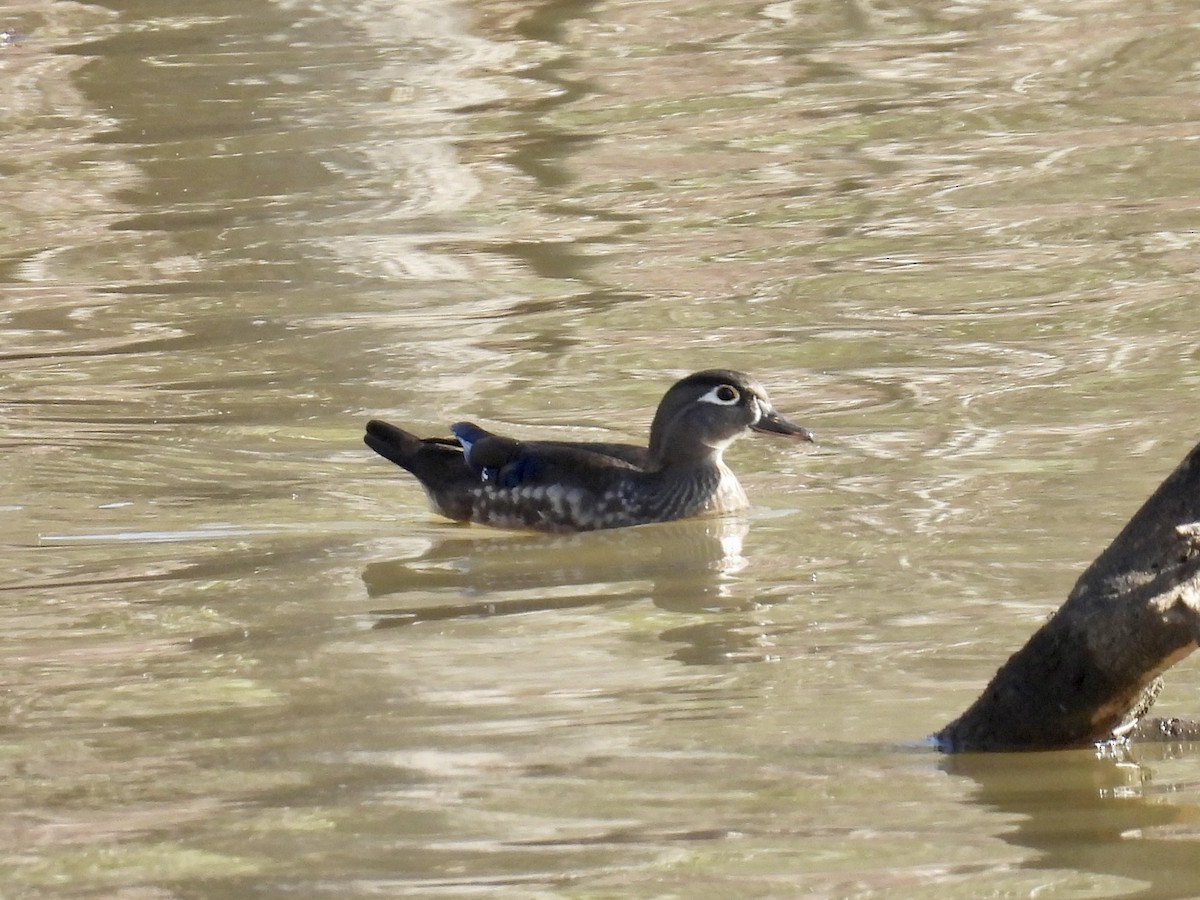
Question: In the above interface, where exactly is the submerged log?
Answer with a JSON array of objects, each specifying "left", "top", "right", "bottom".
[{"left": 936, "top": 439, "right": 1200, "bottom": 752}]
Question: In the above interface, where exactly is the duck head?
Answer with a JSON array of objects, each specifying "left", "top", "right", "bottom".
[{"left": 648, "top": 369, "right": 814, "bottom": 465}]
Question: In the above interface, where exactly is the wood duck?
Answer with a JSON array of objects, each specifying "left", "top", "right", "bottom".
[{"left": 363, "top": 369, "right": 814, "bottom": 533}]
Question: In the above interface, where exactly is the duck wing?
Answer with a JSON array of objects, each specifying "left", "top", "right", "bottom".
[{"left": 450, "top": 422, "right": 646, "bottom": 490}]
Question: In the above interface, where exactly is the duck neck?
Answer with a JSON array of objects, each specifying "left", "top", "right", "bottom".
[
  {"left": 648, "top": 437, "right": 725, "bottom": 470},
  {"left": 648, "top": 409, "right": 726, "bottom": 469}
]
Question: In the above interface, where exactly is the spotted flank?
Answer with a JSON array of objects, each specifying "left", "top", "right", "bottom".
[{"left": 364, "top": 369, "right": 814, "bottom": 533}]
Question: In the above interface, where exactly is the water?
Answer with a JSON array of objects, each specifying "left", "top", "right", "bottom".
[{"left": 4, "top": 0, "right": 1200, "bottom": 896}]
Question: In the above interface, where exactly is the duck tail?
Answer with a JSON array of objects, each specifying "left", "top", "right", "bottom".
[{"left": 364, "top": 419, "right": 458, "bottom": 471}]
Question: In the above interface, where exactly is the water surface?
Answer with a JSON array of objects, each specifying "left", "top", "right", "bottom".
[{"left": 4, "top": 0, "right": 1200, "bottom": 896}]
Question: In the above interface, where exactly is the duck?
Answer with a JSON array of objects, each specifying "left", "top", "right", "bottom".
[{"left": 363, "top": 369, "right": 814, "bottom": 533}]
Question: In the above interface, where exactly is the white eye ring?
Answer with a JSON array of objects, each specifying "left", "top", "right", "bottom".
[{"left": 699, "top": 384, "right": 740, "bottom": 406}]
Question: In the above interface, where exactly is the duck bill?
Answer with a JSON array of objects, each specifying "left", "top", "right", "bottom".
[{"left": 751, "top": 409, "right": 816, "bottom": 443}]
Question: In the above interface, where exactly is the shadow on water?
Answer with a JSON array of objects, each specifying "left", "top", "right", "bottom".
[{"left": 944, "top": 744, "right": 1200, "bottom": 899}]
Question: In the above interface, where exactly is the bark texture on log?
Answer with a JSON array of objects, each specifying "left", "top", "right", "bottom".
[{"left": 936, "top": 440, "right": 1200, "bottom": 752}]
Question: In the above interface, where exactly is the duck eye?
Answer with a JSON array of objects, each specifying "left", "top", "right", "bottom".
[
  {"left": 697, "top": 384, "right": 742, "bottom": 406},
  {"left": 700, "top": 384, "right": 734, "bottom": 405}
]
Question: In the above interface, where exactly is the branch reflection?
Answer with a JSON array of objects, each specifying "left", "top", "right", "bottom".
[{"left": 943, "top": 741, "right": 1200, "bottom": 898}]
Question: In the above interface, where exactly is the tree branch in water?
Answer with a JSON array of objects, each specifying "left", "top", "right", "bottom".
[{"left": 937, "top": 441, "right": 1200, "bottom": 752}]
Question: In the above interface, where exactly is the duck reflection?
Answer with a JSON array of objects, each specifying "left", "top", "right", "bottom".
[
  {"left": 942, "top": 737, "right": 1200, "bottom": 898},
  {"left": 362, "top": 515, "right": 788, "bottom": 665}
]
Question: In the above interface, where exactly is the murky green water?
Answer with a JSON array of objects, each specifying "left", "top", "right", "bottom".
[{"left": 4, "top": 0, "right": 1200, "bottom": 896}]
